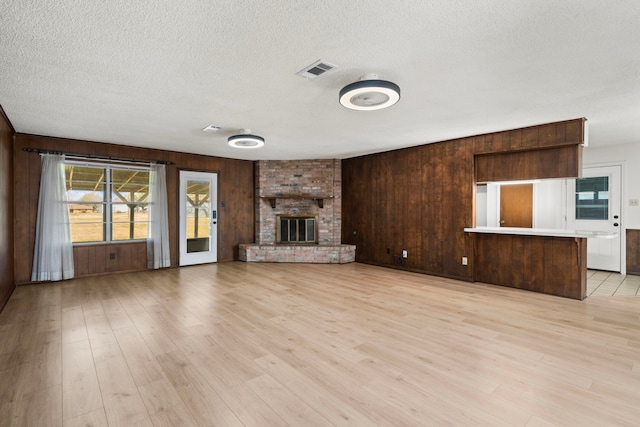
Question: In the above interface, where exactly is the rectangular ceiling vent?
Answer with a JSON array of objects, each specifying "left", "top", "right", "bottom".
[{"left": 296, "top": 59, "right": 338, "bottom": 79}]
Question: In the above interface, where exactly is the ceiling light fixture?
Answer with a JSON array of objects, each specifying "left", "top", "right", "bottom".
[
  {"left": 227, "top": 129, "right": 265, "bottom": 149},
  {"left": 339, "top": 73, "right": 400, "bottom": 111}
]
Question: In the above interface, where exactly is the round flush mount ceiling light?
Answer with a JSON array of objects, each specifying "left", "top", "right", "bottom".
[
  {"left": 339, "top": 73, "right": 400, "bottom": 111},
  {"left": 227, "top": 130, "right": 265, "bottom": 149}
]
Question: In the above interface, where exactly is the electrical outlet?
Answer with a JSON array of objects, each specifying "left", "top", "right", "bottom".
[
  {"left": 402, "top": 250, "right": 408, "bottom": 258},
  {"left": 462, "top": 256, "right": 468, "bottom": 265},
  {"left": 630, "top": 199, "right": 640, "bottom": 207},
  {"left": 110, "top": 252, "right": 116, "bottom": 260}
]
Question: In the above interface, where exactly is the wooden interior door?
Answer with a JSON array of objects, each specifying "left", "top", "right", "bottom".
[{"left": 500, "top": 184, "right": 533, "bottom": 228}]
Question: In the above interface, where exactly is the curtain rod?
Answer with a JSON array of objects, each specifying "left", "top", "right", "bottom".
[{"left": 22, "top": 147, "right": 174, "bottom": 165}]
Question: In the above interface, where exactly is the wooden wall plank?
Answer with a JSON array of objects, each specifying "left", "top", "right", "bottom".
[
  {"left": 521, "top": 126, "right": 540, "bottom": 149},
  {"left": 422, "top": 143, "right": 444, "bottom": 272},
  {"left": 626, "top": 229, "right": 640, "bottom": 276},
  {"left": 529, "top": 238, "right": 545, "bottom": 293},
  {"left": 73, "top": 247, "right": 87, "bottom": 277},
  {"left": 404, "top": 149, "right": 423, "bottom": 269},
  {"left": 95, "top": 246, "right": 107, "bottom": 275},
  {"left": 0, "top": 105, "right": 14, "bottom": 308},
  {"left": 509, "top": 236, "right": 524, "bottom": 289}
]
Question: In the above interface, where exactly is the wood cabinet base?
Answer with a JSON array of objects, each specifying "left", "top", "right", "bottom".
[{"left": 471, "top": 233, "right": 587, "bottom": 300}]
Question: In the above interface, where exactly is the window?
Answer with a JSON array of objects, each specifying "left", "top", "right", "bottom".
[
  {"left": 65, "top": 163, "right": 150, "bottom": 243},
  {"left": 575, "top": 176, "right": 609, "bottom": 220}
]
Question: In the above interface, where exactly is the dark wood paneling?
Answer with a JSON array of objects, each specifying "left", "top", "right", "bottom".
[
  {"left": 476, "top": 145, "right": 582, "bottom": 183},
  {"left": 627, "top": 229, "right": 640, "bottom": 276},
  {"left": 473, "top": 119, "right": 585, "bottom": 154},
  {"left": 473, "top": 233, "right": 586, "bottom": 299},
  {"left": 342, "top": 118, "right": 585, "bottom": 281},
  {"left": 14, "top": 134, "right": 254, "bottom": 284},
  {"left": 74, "top": 244, "right": 146, "bottom": 277},
  {"left": 0, "top": 105, "right": 15, "bottom": 310},
  {"left": 420, "top": 143, "right": 441, "bottom": 272},
  {"left": 342, "top": 148, "right": 422, "bottom": 268},
  {"left": 344, "top": 136, "right": 477, "bottom": 279}
]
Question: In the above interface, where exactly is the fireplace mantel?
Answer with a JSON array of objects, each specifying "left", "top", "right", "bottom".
[{"left": 260, "top": 194, "right": 334, "bottom": 209}]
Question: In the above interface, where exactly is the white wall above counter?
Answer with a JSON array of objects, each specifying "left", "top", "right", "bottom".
[{"left": 464, "top": 227, "right": 618, "bottom": 239}]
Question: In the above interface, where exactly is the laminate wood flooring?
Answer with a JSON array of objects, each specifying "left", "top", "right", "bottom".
[{"left": 1, "top": 262, "right": 640, "bottom": 426}]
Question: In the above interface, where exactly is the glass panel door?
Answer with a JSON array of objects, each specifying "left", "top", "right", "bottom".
[
  {"left": 186, "top": 180, "right": 211, "bottom": 253},
  {"left": 179, "top": 171, "right": 217, "bottom": 266}
]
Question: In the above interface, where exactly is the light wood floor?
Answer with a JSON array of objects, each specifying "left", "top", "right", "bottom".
[{"left": 1, "top": 262, "right": 640, "bottom": 426}]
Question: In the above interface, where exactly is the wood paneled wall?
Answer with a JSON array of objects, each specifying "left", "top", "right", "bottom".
[
  {"left": 72, "top": 242, "right": 148, "bottom": 277},
  {"left": 342, "top": 119, "right": 585, "bottom": 280},
  {"left": 472, "top": 233, "right": 586, "bottom": 299},
  {"left": 476, "top": 145, "right": 582, "bottom": 182},
  {"left": 0, "top": 106, "right": 15, "bottom": 308},
  {"left": 627, "top": 229, "right": 640, "bottom": 276},
  {"left": 14, "top": 134, "right": 254, "bottom": 284}
]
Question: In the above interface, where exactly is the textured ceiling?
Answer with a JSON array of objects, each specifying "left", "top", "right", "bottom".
[{"left": 1, "top": 1, "right": 639, "bottom": 160}]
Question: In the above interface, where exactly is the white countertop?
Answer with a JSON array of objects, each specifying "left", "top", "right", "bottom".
[{"left": 464, "top": 227, "right": 618, "bottom": 239}]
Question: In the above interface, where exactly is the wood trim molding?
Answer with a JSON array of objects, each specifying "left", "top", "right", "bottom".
[
  {"left": 626, "top": 229, "right": 640, "bottom": 276},
  {"left": 0, "top": 103, "right": 16, "bottom": 134}
]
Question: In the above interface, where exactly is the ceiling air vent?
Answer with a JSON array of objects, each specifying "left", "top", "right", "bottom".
[{"left": 296, "top": 59, "right": 338, "bottom": 79}]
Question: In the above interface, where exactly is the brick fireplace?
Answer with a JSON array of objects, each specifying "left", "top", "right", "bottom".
[{"left": 239, "top": 159, "right": 355, "bottom": 263}]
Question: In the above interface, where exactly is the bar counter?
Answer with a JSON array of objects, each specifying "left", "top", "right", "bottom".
[{"left": 462, "top": 227, "right": 618, "bottom": 299}]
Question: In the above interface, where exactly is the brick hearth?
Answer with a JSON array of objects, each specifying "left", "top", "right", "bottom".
[{"left": 239, "top": 243, "right": 355, "bottom": 263}]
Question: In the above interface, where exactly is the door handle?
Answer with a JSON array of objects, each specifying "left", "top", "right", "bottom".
[{"left": 499, "top": 220, "right": 505, "bottom": 224}]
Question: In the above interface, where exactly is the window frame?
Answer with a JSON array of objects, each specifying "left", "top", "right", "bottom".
[
  {"left": 64, "top": 160, "right": 151, "bottom": 245},
  {"left": 574, "top": 176, "right": 609, "bottom": 221}
]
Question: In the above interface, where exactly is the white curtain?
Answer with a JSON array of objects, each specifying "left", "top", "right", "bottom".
[
  {"left": 147, "top": 164, "right": 171, "bottom": 269},
  {"left": 31, "top": 154, "right": 74, "bottom": 281}
]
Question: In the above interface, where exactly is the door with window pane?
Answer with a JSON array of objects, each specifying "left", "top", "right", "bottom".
[
  {"left": 179, "top": 171, "right": 217, "bottom": 266},
  {"left": 567, "top": 165, "right": 621, "bottom": 272}
]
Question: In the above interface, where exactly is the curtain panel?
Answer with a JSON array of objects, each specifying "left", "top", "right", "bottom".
[
  {"left": 147, "top": 164, "right": 171, "bottom": 269},
  {"left": 31, "top": 154, "right": 74, "bottom": 281}
]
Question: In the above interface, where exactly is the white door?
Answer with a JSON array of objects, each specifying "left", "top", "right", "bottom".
[
  {"left": 179, "top": 171, "right": 218, "bottom": 266},
  {"left": 567, "top": 165, "right": 622, "bottom": 272}
]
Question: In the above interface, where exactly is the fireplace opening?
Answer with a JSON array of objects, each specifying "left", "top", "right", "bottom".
[{"left": 277, "top": 215, "right": 318, "bottom": 244}]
